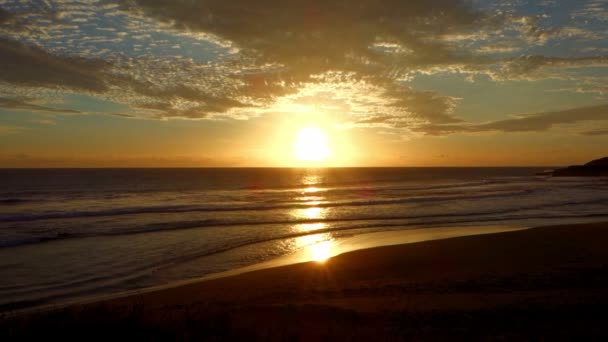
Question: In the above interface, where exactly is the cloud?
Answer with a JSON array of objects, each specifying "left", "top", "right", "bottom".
[
  {"left": 104, "top": 0, "right": 493, "bottom": 123},
  {"left": 0, "top": 38, "right": 109, "bottom": 92},
  {"left": 489, "top": 56, "right": 608, "bottom": 81},
  {"left": 580, "top": 129, "right": 608, "bottom": 136},
  {"left": 0, "top": 7, "right": 13, "bottom": 24},
  {"left": 384, "top": 86, "right": 462, "bottom": 124},
  {"left": 0, "top": 97, "right": 82, "bottom": 114},
  {"left": 508, "top": 15, "right": 561, "bottom": 45},
  {"left": 0, "top": 0, "right": 607, "bottom": 127},
  {"left": 573, "top": 0, "right": 608, "bottom": 22},
  {"left": 264, "top": 72, "right": 462, "bottom": 129},
  {"left": 101, "top": 56, "right": 253, "bottom": 118},
  {"left": 128, "top": 0, "right": 486, "bottom": 77},
  {"left": 120, "top": 1, "right": 504, "bottom": 86},
  {"left": 416, "top": 104, "right": 608, "bottom": 135},
  {"left": 28, "top": 118, "right": 56, "bottom": 125},
  {"left": 121, "top": 1, "right": 608, "bottom": 118},
  {"left": 0, "top": 37, "right": 248, "bottom": 119},
  {"left": 0, "top": 4, "right": 78, "bottom": 39}
]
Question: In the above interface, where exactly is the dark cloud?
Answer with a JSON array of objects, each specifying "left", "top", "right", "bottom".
[
  {"left": 478, "top": 104, "right": 608, "bottom": 132},
  {"left": 124, "top": 0, "right": 608, "bottom": 125},
  {"left": 120, "top": 0, "right": 490, "bottom": 123},
  {"left": 0, "top": 37, "right": 247, "bottom": 118},
  {"left": 134, "top": 0, "right": 481, "bottom": 60},
  {"left": 0, "top": 7, "right": 13, "bottom": 24},
  {"left": 580, "top": 129, "right": 608, "bottom": 136},
  {"left": 490, "top": 55, "right": 608, "bottom": 81},
  {"left": 103, "top": 66, "right": 253, "bottom": 118},
  {"left": 0, "top": 5, "right": 77, "bottom": 38},
  {"left": 129, "top": 0, "right": 485, "bottom": 77},
  {"left": 0, "top": 38, "right": 109, "bottom": 92},
  {"left": 0, "top": 34, "right": 458, "bottom": 125},
  {"left": 416, "top": 104, "right": 608, "bottom": 135},
  {"left": 350, "top": 85, "right": 462, "bottom": 128},
  {"left": 385, "top": 86, "right": 462, "bottom": 124},
  {"left": 0, "top": 98, "right": 82, "bottom": 114},
  {"left": 136, "top": 102, "right": 215, "bottom": 119},
  {"left": 0, "top": 0, "right": 606, "bottom": 126}
]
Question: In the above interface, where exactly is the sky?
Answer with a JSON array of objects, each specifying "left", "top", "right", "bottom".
[{"left": 0, "top": 0, "right": 607, "bottom": 167}]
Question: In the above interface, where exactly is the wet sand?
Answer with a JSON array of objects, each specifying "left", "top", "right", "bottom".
[{"left": 3, "top": 222, "right": 608, "bottom": 340}]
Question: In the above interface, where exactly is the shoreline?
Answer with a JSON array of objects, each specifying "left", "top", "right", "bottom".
[
  {"left": 3, "top": 224, "right": 525, "bottom": 316},
  {"left": 4, "top": 221, "right": 608, "bottom": 339}
]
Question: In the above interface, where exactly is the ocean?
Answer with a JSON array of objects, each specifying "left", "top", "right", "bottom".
[{"left": 1, "top": 167, "right": 607, "bottom": 310}]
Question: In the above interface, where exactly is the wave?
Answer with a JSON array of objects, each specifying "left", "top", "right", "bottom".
[
  {"left": 0, "top": 233, "right": 74, "bottom": 248},
  {"left": 0, "top": 189, "right": 535, "bottom": 223},
  {"left": 0, "top": 175, "right": 546, "bottom": 204},
  {"left": 0, "top": 198, "right": 32, "bottom": 206},
  {"left": 5, "top": 209, "right": 608, "bottom": 302},
  {"left": 2, "top": 175, "right": 600, "bottom": 210},
  {"left": 3, "top": 195, "right": 608, "bottom": 249},
  {"left": 243, "top": 178, "right": 509, "bottom": 192}
]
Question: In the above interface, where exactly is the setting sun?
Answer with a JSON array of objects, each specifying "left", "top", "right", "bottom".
[{"left": 293, "top": 127, "right": 331, "bottom": 162}]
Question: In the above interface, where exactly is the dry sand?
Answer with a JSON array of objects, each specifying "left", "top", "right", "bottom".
[{"left": 3, "top": 222, "right": 608, "bottom": 340}]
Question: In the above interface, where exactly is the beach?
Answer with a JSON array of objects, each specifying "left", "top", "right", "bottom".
[
  {"left": 3, "top": 167, "right": 607, "bottom": 311},
  {"left": 3, "top": 221, "right": 608, "bottom": 340},
  {"left": 2, "top": 0, "right": 608, "bottom": 339}
]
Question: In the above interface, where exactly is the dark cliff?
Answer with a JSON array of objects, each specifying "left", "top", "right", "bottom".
[{"left": 550, "top": 157, "right": 608, "bottom": 177}]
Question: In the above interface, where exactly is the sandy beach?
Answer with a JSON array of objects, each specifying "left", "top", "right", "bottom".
[{"left": 3, "top": 221, "right": 608, "bottom": 340}]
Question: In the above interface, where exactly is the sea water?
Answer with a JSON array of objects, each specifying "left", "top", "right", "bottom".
[{"left": 1, "top": 168, "right": 607, "bottom": 309}]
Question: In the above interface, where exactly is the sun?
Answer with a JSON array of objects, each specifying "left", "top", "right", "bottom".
[{"left": 293, "top": 127, "right": 331, "bottom": 162}]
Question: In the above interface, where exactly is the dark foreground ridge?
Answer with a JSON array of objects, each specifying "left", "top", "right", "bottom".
[
  {"left": 541, "top": 156, "right": 608, "bottom": 177},
  {"left": 2, "top": 222, "right": 608, "bottom": 340}
]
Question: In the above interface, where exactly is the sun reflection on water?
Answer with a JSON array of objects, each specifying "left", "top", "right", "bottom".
[
  {"left": 302, "top": 175, "right": 322, "bottom": 186},
  {"left": 295, "top": 196, "right": 324, "bottom": 203},
  {"left": 299, "top": 207, "right": 324, "bottom": 219},
  {"left": 303, "top": 186, "right": 321, "bottom": 193},
  {"left": 289, "top": 171, "right": 335, "bottom": 262},
  {"left": 295, "top": 222, "right": 327, "bottom": 231}
]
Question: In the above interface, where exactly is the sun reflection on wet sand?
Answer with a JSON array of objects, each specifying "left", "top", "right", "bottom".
[
  {"left": 295, "top": 234, "right": 334, "bottom": 263},
  {"left": 293, "top": 219, "right": 334, "bottom": 263},
  {"left": 308, "top": 240, "right": 332, "bottom": 262}
]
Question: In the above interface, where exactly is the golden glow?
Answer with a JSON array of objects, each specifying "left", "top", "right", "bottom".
[
  {"left": 290, "top": 171, "right": 334, "bottom": 263},
  {"left": 302, "top": 175, "right": 322, "bottom": 186},
  {"left": 294, "top": 221, "right": 333, "bottom": 262},
  {"left": 295, "top": 233, "right": 334, "bottom": 263},
  {"left": 296, "top": 222, "right": 327, "bottom": 231},
  {"left": 293, "top": 127, "right": 331, "bottom": 162},
  {"left": 263, "top": 111, "right": 357, "bottom": 167},
  {"left": 300, "top": 207, "right": 324, "bottom": 219},
  {"left": 308, "top": 240, "right": 332, "bottom": 262}
]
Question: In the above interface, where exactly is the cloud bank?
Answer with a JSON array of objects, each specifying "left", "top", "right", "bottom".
[
  {"left": 416, "top": 104, "right": 608, "bottom": 135},
  {"left": 0, "top": 0, "right": 606, "bottom": 134}
]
